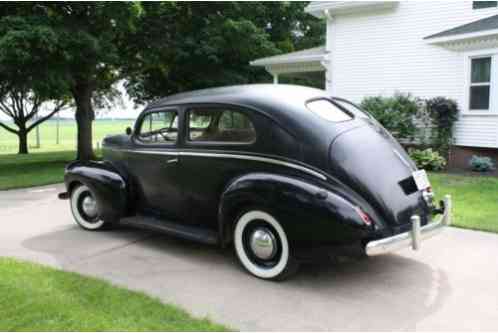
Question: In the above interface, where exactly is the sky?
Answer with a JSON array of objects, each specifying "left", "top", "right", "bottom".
[{"left": 0, "top": 80, "right": 145, "bottom": 121}]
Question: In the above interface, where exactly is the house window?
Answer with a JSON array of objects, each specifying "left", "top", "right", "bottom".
[
  {"left": 472, "top": 1, "right": 497, "bottom": 9},
  {"left": 469, "top": 57, "right": 492, "bottom": 110}
]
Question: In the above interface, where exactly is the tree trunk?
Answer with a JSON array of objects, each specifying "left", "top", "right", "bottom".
[
  {"left": 18, "top": 129, "right": 28, "bottom": 154},
  {"left": 73, "top": 83, "right": 96, "bottom": 161}
]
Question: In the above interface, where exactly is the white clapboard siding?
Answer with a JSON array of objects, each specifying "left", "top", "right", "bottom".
[
  {"left": 454, "top": 115, "right": 498, "bottom": 147},
  {"left": 326, "top": 1, "right": 498, "bottom": 148}
]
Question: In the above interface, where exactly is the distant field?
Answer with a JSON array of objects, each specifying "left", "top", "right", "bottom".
[{"left": 0, "top": 119, "right": 134, "bottom": 154}]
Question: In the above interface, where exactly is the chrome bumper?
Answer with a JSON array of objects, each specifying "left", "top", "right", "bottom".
[{"left": 365, "top": 195, "right": 452, "bottom": 256}]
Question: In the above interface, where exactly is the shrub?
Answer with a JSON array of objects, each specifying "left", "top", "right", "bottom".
[
  {"left": 425, "top": 97, "right": 459, "bottom": 158},
  {"left": 360, "top": 92, "right": 422, "bottom": 141},
  {"left": 469, "top": 155, "right": 495, "bottom": 172},
  {"left": 408, "top": 148, "right": 446, "bottom": 171}
]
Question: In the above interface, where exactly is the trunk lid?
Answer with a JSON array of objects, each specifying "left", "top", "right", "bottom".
[{"left": 329, "top": 121, "right": 430, "bottom": 230}]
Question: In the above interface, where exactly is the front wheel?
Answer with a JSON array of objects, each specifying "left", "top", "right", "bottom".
[
  {"left": 70, "top": 184, "right": 107, "bottom": 231},
  {"left": 234, "top": 210, "right": 299, "bottom": 280}
]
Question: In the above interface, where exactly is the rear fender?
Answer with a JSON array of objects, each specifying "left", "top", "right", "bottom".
[
  {"left": 218, "top": 173, "right": 374, "bottom": 247},
  {"left": 64, "top": 161, "right": 128, "bottom": 222}
]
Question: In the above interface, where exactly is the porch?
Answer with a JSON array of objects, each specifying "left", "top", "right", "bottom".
[{"left": 250, "top": 46, "right": 329, "bottom": 89}]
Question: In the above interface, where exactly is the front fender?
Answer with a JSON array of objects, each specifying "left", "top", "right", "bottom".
[
  {"left": 64, "top": 161, "right": 128, "bottom": 222},
  {"left": 218, "top": 173, "right": 374, "bottom": 247}
]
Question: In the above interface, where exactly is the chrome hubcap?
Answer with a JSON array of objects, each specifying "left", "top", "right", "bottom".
[
  {"left": 81, "top": 195, "right": 98, "bottom": 218},
  {"left": 249, "top": 227, "right": 277, "bottom": 260}
]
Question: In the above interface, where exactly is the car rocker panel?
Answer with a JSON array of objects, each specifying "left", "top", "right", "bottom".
[{"left": 59, "top": 84, "right": 451, "bottom": 280}]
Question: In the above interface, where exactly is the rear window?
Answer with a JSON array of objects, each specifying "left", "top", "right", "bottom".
[
  {"left": 332, "top": 99, "right": 371, "bottom": 119},
  {"left": 306, "top": 99, "right": 353, "bottom": 122}
]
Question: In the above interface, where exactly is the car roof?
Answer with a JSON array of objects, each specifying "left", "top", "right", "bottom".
[
  {"left": 148, "top": 84, "right": 327, "bottom": 111},
  {"left": 147, "top": 84, "right": 331, "bottom": 132},
  {"left": 144, "top": 84, "right": 364, "bottom": 146}
]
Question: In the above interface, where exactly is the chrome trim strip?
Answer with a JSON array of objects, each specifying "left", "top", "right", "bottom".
[
  {"left": 103, "top": 147, "right": 327, "bottom": 180},
  {"left": 105, "top": 148, "right": 179, "bottom": 156},
  {"left": 365, "top": 195, "right": 451, "bottom": 256}
]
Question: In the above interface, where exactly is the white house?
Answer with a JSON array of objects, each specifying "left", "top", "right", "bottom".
[{"left": 250, "top": 1, "right": 498, "bottom": 168}]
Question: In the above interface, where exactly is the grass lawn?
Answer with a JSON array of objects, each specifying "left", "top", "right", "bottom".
[
  {"left": 0, "top": 151, "right": 78, "bottom": 190},
  {"left": 0, "top": 257, "right": 228, "bottom": 331},
  {"left": 0, "top": 119, "right": 133, "bottom": 154},
  {"left": 429, "top": 172, "right": 498, "bottom": 234}
]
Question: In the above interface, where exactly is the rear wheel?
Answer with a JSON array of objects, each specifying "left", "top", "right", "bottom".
[
  {"left": 70, "top": 185, "right": 107, "bottom": 231},
  {"left": 234, "top": 210, "right": 299, "bottom": 280}
]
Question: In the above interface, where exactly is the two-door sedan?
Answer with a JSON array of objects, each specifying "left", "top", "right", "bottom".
[{"left": 59, "top": 84, "right": 451, "bottom": 280}]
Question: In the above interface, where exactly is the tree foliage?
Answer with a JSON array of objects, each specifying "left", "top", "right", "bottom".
[
  {"left": 0, "top": 3, "right": 142, "bottom": 160},
  {"left": 0, "top": 2, "right": 324, "bottom": 158},
  {"left": 0, "top": 10, "right": 70, "bottom": 154},
  {"left": 125, "top": 2, "right": 325, "bottom": 103}
]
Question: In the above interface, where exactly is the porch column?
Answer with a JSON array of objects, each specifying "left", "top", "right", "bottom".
[{"left": 273, "top": 73, "right": 279, "bottom": 84}]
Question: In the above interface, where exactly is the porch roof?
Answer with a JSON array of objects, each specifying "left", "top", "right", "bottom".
[{"left": 250, "top": 46, "right": 327, "bottom": 67}]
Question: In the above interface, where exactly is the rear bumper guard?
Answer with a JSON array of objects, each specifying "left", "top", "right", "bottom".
[{"left": 365, "top": 195, "right": 452, "bottom": 256}]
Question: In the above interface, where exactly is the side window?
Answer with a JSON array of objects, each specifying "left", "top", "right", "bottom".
[
  {"left": 138, "top": 110, "right": 178, "bottom": 144},
  {"left": 188, "top": 108, "right": 256, "bottom": 143}
]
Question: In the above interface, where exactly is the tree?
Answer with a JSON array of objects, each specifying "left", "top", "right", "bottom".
[
  {"left": 0, "top": 14, "right": 70, "bottom": 154},
  {"left": 125, "top": 2, "right": 325, "bottom": 103},
  {"left": 0, "top": 3, "right": 142, "bottom": 160},
  {"left": 0, "top": 91, "right": 67, "bottom": 154}
]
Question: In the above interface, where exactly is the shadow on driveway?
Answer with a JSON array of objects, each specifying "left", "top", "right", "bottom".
[{"left": 22, "top": 226, "right": 451, "bottom": 331}]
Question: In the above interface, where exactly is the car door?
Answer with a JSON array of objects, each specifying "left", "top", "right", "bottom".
[
  {"left": 179, "top": 105, "right": 261, "bottom": 229},
  {"left": 127, "top": 107, "right": 187, "bottom": 222}
]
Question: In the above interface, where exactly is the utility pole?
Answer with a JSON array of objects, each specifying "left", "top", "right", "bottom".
[
  {"left": 56, "top": 110, "right": 60, "bottom": 145},
  {"left": 35, "top": 111, "right": 40, "bottom": 149}
]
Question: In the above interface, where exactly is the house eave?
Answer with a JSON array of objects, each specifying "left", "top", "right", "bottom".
[
  {"left": 305, "top": 1, "right": 398, "bottom": 18},
  {"left": 425, "top": 29, "right": 498, "bottom": 45},
  {"left": 250, "top": 54, "right": 327, "bottom": 67}
]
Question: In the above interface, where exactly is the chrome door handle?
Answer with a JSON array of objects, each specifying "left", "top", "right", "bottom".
[{"left": 166, "top": 158, "right": 178, "bottom": 164}]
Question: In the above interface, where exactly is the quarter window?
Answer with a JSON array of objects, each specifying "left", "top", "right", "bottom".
[
  {"left": 138, "top": 110, "right": 178, "bottom": 144},
  {"left": 469, "top": 57, "right": 492, "bottom": 110},
  {"left": 188, "top": 108, "right": 256, "bottom": 143}
]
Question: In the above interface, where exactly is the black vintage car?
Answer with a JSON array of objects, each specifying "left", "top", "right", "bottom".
[{"left": 59, "top": 84, "right": 451, "bottom": 280}]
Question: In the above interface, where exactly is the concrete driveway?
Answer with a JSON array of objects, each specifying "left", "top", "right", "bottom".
[{"left": 1, "top": 184, "right": 498, "bottom": 331}]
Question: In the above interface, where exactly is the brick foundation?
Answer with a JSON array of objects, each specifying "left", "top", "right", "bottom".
[{"left": 449, "top": 146, "right": 498, "bottom": 170}]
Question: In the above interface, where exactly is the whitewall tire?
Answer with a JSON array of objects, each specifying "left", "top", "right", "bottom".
[
  {"left": 234, "top": 210, "right": 299, "bottom": 280},
  {"left": 70, "top": 184, "right": 106, "bottom": 231}
]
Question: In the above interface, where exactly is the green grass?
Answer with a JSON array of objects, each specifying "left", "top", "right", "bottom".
[
  {"left": 0, "top": 257, "right": 228, "bottom": 331},
  {"left": 0, "top": 119, "right": 133, "bottom": 154},
  {"left": 0, "top": 151, "right": 77, "bottom": 190},
  {"left": 430, "top": 172, "right": 498, "bottom": 234}
]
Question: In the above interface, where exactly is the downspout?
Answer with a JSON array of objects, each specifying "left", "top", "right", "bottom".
[{"left": 323, "top": 9, "right": 334, "bottom": 94}]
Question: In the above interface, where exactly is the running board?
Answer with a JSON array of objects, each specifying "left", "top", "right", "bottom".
[{"left": 119, "top": 215, "right": 219, "bottom": 245}]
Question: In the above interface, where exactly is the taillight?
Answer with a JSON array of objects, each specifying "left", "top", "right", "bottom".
[{"left": 354, "top": 206, "right": 372, "bottom": 226}]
